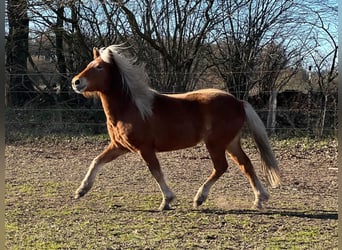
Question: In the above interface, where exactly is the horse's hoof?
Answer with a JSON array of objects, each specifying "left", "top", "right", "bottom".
[
  {"left": 158, "top": 194, "right": 176, "bottom": 211},
  {"left": 259, "top": 192, "right": 270, "bottom": 203},
  {"left": 74, "top": 189, "right": 86, "bottom": 199},
  {"left": 159, "top": 203, "right": 172, "bottom": 211},
  {"left": 251, "top": 200, "right": 264, "bottom": 210},
  {"left": 193, "top": 199, "right": 204, "bottom": 208}
]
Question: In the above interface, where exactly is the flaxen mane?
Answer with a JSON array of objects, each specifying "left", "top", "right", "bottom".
[{"left": 99, "top": 45, "right": 155, "bottom": 119}]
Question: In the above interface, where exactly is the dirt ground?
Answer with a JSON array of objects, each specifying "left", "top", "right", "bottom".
[{"left": 5, "top": 136, "right": 338, "bottom": 249}]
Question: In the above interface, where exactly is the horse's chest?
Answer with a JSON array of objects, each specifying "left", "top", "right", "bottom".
[{"left": 107, "top": 122, "right": 141, "bottom": 152}]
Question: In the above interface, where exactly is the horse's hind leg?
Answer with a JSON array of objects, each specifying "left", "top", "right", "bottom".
[
  {"left": 75, "top": 143, "right": 127, "bottom": 199},
  {"left": 227, "top": 135, "right": 269, "bottom": 209},
  {"left": 139, "top": 149, "right": 175, "bottom": 211},
  {"left": 194, "top": 144, "right": 228, "bottom": 208}
]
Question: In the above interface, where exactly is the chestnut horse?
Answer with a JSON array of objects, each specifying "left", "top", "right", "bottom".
[{"left": 71, "top": 45, "right": 280, "bottom": 211}]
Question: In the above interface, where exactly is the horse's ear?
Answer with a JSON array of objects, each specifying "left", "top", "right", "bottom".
[{"left": 93, "top": 47, "right": 100, "bottom": 59}]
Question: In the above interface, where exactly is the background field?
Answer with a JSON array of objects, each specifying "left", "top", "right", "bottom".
[{"left": 5, "top": 136, "right": 337, "bottom": 249}]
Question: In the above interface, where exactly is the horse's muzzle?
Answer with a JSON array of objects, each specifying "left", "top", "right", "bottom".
[{"left": 72, "top": 77, "right": 87, "bottom": 93}]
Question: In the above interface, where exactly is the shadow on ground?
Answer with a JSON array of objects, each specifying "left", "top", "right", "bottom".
[{"left": 200, "top": 208, "right": 338, "bottom": 220}]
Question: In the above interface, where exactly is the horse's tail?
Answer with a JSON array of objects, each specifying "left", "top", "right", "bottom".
[{"left": 243, "top": 101, "right": 281, "bottom": 188}]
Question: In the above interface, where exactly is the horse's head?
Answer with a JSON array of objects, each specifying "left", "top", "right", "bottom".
[
  {"left": 72, "top": 45, "right": 154, "bottom": 119},
  {"left": 72, "top": 48, "right": 117, "bottom": 95}
]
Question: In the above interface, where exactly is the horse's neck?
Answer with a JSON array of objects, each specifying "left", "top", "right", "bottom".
[{"left": 99, "top": 91, "right": 134, "bottom": 123}]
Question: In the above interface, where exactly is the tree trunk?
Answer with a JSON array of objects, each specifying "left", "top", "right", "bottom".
[
  {"left": 6, "top": 0, "right": 34, "bottom": 106},
  {"left": 55, "top": 6, "right": 68, "bottom": 100}
]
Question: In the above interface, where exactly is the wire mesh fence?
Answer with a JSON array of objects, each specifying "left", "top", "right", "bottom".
[{"left": 5, "top": 73, "right": 338, "bottom": 141}]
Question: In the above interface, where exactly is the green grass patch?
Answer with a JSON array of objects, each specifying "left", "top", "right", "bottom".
[{"left": 267, "top": 226, "right": 321, "bottom": 249}]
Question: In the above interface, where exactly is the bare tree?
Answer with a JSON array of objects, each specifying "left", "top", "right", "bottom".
[
  {"left": 112, "top": 0, "right": 218, "bottom": 92},
  {"left": 308, "top": 10, "right": 338, "bottom": 137},
  {"left": 5, "top": 0, "right": 337, "bottom": 136},
  {"left": 256, "top": 41, "right": 303, "bottom": 134},
  {"left": 210, "top": 0, "right": 300, "bottom": 100}
]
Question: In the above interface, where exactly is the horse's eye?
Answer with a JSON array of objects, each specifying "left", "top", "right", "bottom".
[{"left": 96, "top": 65, "right": 103, "bottom": 70}]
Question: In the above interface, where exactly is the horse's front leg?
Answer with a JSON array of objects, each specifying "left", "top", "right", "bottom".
[
  {"left": 75, "top": 144, "right": 127, "bottom": 199},
  {"left": 140, "top": 149, "right": 175, "bottom": 211}
]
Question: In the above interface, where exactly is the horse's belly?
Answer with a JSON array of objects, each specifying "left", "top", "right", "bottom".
[
  {"left": 155, "top": 140, "right": 199, "bottom": 152},
  {"left": 153, "top": 127, "right": 202, "bottom": 152}
]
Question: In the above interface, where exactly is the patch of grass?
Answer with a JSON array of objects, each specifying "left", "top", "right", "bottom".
[
  {"left": 6, "top": 131, "right": 110, "bottom": 147},
  {"left": 271, "top": 136, "right": 337, "bottom": 150},
  {"left": 240, "top": 136, "right": 336, "bottom": 155},
  {"left": 266, "top": 226, "right": 321, "bottom": 249},
  {"left": 5, "top": 138, "right": 338, "bottom": 249}
]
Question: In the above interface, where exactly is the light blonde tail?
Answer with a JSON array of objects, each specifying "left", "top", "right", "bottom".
[{"left": 243, "top": 101, "right": 281, "bottom": 188}]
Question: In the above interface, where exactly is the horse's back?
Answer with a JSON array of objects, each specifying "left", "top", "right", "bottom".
[
  {"left": 165, "top": 88, "right": 231, "bottom": 100},
  {"left": 166, "top": 88, "right": 245, "bottom": 121},
  {"left": 155, "top": 88, "right": 241, "bottom": 120}
]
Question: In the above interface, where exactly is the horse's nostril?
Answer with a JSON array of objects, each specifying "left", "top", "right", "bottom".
[
  {"left": 72, "top": 78, "right": 85, "bottom": 93},
  {"left": 74, "top": 79, "right": 80, "bottom": 86}
]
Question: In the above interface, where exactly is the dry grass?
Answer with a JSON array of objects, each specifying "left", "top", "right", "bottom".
[{"left": 5, "top": 136, "right": 338, "bottom": 249}]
